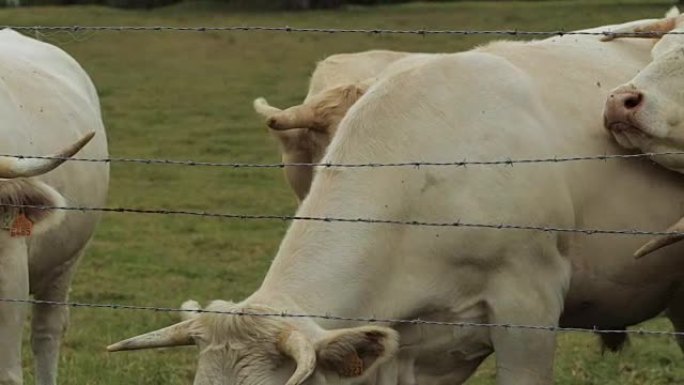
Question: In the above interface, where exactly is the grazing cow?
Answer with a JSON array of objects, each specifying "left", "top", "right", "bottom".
[
  {"left": 602, "top": 10, "right": 684, "bottom": 259},
  {"left": 109, "top": 17, "right": 684, "bottom": 385},
  {"left": 254, "top": 50, "right": 415, "bottom": 202},
  {"left": 0, "top": 29, "right": 109, "bottom": 385}
]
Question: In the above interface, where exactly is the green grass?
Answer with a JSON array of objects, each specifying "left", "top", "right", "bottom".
[{"left": 0, "top": 1, "right": 682, "bottom": 384}]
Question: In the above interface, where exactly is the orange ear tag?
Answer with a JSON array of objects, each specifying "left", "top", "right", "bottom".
[
  {"left": 10, "top": 214, "right": 33, "bottom": 237},
  {"left": 339, "top": 352, "right": 364, "bottom": 377}
]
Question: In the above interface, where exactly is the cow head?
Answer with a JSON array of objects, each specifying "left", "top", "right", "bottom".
[
  {"left": 603, "top": 14, "right": 684, "bottom": 172},
  {"left": 108, "top": 300, "right": 399, "bottom": 385},
  {"left": 0, "top": 132, "right": 94, "bottom": 237},
  {"left": 253, "top": 81, "right": 371, "bottom": 202},
  {"left": 601, "top": 16, "right": 684, "bottom": 258}
]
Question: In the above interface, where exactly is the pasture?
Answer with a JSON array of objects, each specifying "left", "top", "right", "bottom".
[{"left": 2, "top": 0, "right": 683, "bottom": 383}]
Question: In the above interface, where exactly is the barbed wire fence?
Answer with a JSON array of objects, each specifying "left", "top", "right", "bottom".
[
  {"left": 1, "top": 202, "right": 684, "bottom": 237},
  {"left": 1, "top": 24, "right": 679, "bottom": 46},
  {"left": 1, "top": 24, "right": 681, "bottom": 37},
  {"left": 1, "top": 150, "right": 683, "bottom": 168},
  {"left": 1, "top": 22, "right": 682, "bottom": 339},
  {"left": 2, "top": 297, "right": 683, "bottom": 337}
]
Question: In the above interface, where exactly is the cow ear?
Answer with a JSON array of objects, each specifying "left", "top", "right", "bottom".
[
  {"left": 315, "top": 326, "right": 398, "bottom": 378},
  {"left": 268, "top": 127, "right": 310, "bottom": 153},
  {"left": 341, "top": 84, "right": 366, "bottom": 104},
  {"left": 0, "top": 179, "right": 66, "bottom": 236}
]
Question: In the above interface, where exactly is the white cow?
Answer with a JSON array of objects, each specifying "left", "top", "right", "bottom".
[
  {"left": 254, "top": 50, "right": 415, "bottom": 202},
  {"left": 109, "top": 18, "right": 684, "bottom": 385},
  {"left": 602, "top": 11, "right": 684, "bottom": 259},
  {"left": 0, "top": 29, "right": 109, "bottom": 385}
]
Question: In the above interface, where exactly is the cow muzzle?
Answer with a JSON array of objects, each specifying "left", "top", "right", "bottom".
[{"left": 603, "top": 89, "right": 645, "bottom": 133}]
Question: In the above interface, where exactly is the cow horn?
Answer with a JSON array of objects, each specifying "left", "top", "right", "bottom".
[
  {"left": 107, "top": 320, "right": 195, "bottom": 352},
  {"left": 266, "top": 105, "right": 316, "bottom": 131},
  {"left": 253, "top": 97, "right": 283, "bottom": 118},
  {"left": 180, "top": 300, "right": 203, "bottom": 321},
  {"left": 634, "top": 216, "right": 684, "bottom": 258},
  {"left": 0, "top": 131, "right": 95, "bottom": 179},
  {"left": 601, "top": 18, "right": 677, "bottom": 41},
  {"left": 254, "top": 97, "right": 315, "bottom": 131},
  {"left": 277, "top": 328, "right": 316, "bottom": 385}
]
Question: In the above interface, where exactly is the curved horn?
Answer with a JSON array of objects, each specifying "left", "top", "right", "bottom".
[
  {"left": 254, "top": 97, "right": 315, "bottom": 131},
  {"left": 277, "top": 328, "right": 316, "bottom": 385},
  {"left": 266, "top": 104, "right": 316, "bottom": 131},
  {"left": 0, "top": 131, "right": 95, "bottom": 179},
  {"left": 253, "top": 97, "right": 283, "bottom": 118},
  {"left": 666, "top": 6, "right": 680, "bottom": 18},
  {"left": 107, "top": 320, "right": 194, "bottom": 352},
  {"left": 601, "top": 18, "right": 677, "bottom": 42},
  {"left": 634, "top": 216, "right": 684, "bottom": 258}
]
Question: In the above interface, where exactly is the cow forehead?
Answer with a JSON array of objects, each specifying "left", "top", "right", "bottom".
[
  {"left": 634, "top": 46, "right": 684, "bottom": 88},
  {"left": 652, "top": 29, "right": 684, "bottom": 59},
  {"left": 193, "top": 336, "right": 287, "bottom": 385}
]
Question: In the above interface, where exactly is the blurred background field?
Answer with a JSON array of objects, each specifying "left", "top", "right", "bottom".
[{"left": 1, "top": 1, "right": 683, "bottom": 384}]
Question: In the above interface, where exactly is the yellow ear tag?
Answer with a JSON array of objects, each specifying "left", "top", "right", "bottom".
[{"left": 10, "top": 214, "right": 33, "bottom": 237}]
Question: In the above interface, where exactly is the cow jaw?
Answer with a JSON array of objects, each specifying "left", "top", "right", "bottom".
[{"left": 604, "top": 120, "right": 650, "bottom": 151}]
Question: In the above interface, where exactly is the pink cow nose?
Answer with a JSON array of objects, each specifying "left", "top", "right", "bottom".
[
  {"left": 617, "top": 90, "right": 643, "bottom": 110},
  {"left": 604, "top": 90, "right": 644, "bottom": 130},
  {"left": 609, "top": 90, "right": 644, "bottom": 110}
]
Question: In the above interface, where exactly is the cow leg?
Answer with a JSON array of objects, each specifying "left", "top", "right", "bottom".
[
  {"left": 487, "top": 258, "right": 569, "bottom": 385},
  {"left": 0, "top": 239, "right": 29, "bottom": 385},
  {"left": 30, "top": 257, "right": 80, "bottom": 385},
  {"left": 667, "top": 308, "right": 684, "bottom": 354},
  {"left": 665, "top": 285, "right": 684, "bottom": 354},
  {"left": 375, "top": 357, "right": 398, "bottom": 385}
]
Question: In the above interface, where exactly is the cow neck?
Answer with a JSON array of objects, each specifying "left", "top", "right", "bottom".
[{"left": 251, "top": 199, "right": 397, "bottom": 327}]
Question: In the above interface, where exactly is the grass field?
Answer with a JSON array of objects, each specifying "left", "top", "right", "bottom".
[{"left": 1, "top": 0, "right": 683, "bottom": 384}]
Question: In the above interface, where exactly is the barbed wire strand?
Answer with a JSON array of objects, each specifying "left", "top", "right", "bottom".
[
  {"left": 0, "top": 25, "right": 680, "bottom": 37},
  {"left": 2, "top": 151, "right": 684, "bottom": 169},
  {"left": 0, "top": 297, "right": 680, "bottom": 337},
  {"left": 2, "top": 202, "right": 682, "bottom": 237}
]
